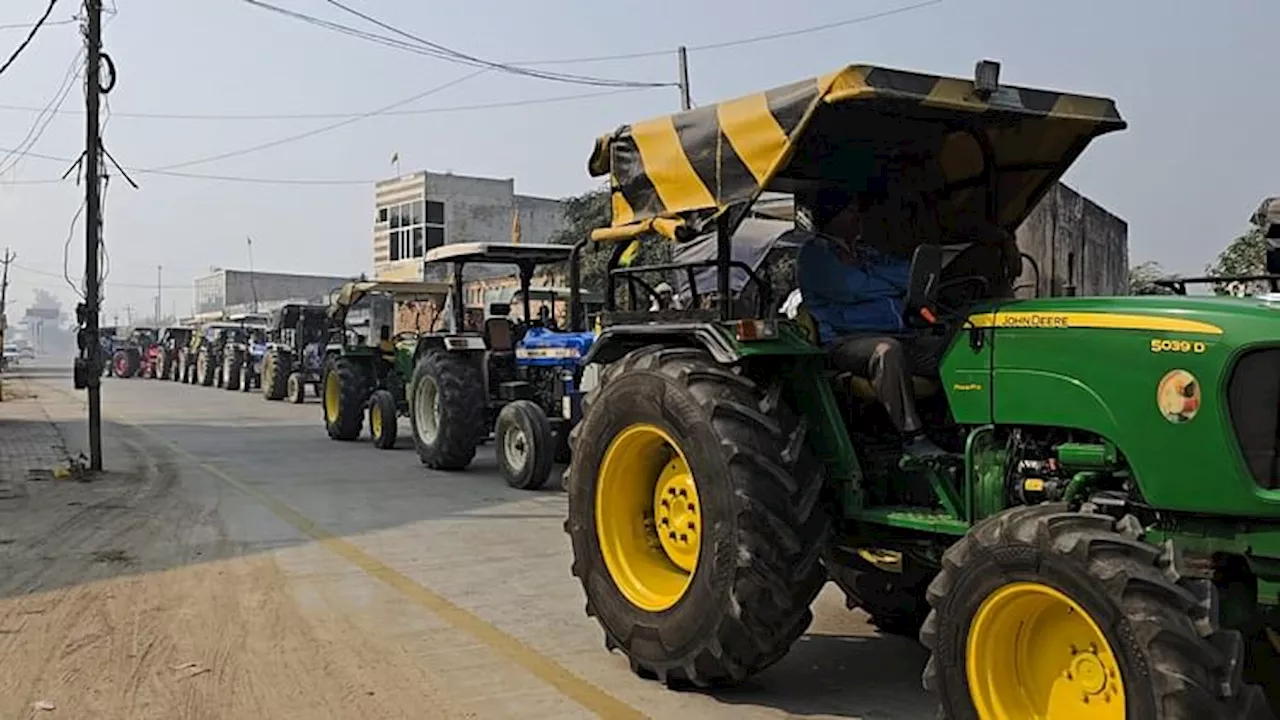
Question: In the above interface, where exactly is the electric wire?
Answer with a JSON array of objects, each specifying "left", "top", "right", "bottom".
[
  {"left": 516, "top": 0, "right": 945, "bottom": 64},
  {"left": 0, "top": 0, "right": 59, "bottom": 79},
  {"left": 319, "top": 0, "right": 674, "bottom": 87},
  {"left": 243, "top": 0, "right": 672, "bottom": 89},
  {"left": 0, "top": 47, "right": 84, "bottom": 178},
  {"left": 142, "top": 68, "right": 488, "bottom": 172},
  {"left": 0, "top": 85, "right": 653, "bottom": 121}
]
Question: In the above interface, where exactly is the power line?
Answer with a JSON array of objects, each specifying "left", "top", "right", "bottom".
[
  {"left": 14, "top": 261, "right": 190, "bottom": 290},
  {"left": 141, "top": 68, "right": 488, "bottom": 172},
  {"left": 0, "top": 2, "right": 939, "bottom": 124},
  {"left": 0, "top": 85, "right": 653, "bottom": 120},
  {"left": 0, "top": 0, "right": 59, "bottom": 79},
  {"left": 243, "top": 0, "right": 673, "bottom": 89},
  {"left": 0, "top": 17, "right": 76, "bottom": 31},
  {"left": 513, "top": 1, "right": 946, "bottom": 65},
  {"left": 0, "top": 146, "right": 380, "bottom": 185},
  {"left": 0, "top": 47, "right": 84, "bottom": 178}
]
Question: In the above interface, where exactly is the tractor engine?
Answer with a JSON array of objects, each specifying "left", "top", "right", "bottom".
[{"left": 1005, "top": 430, "right": 1126, "bottom": 509}]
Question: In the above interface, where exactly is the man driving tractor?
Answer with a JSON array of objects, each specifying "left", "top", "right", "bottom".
[
  {"left": 796, "top": 154, "right": 1021, "bottom": 460},
  {"left": 796, "top": 185, "right": 951, "bottom": 458}
]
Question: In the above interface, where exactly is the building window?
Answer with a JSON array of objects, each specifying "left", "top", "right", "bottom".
[
  {"left": 382, "top": 198, "right": 443, "bottom": 262},
  {"left": 426, "top": 200, "right": 445, "bottom": 251}
]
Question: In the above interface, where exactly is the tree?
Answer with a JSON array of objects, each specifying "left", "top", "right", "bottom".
[
  {"left": 1206, "top": 226, "right": 1267, "bottom": 296},
  {"left": 1128, "top": 261, "right": 1176, "bottom": 295},
  {"left": 550, "top": 186, "right": 672, "bottom": 300}
]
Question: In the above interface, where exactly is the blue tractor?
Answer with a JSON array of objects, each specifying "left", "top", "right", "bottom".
[{"left": 408, "top": 242, "right": 599, "bottom": 490}]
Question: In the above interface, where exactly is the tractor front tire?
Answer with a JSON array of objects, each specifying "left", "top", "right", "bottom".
[
  {"left": 223, "top": 351, "right": 243, "bottom": 391},
  {"left": 369, "top": 389, "right": 398, "bottom": 450},
  {"left": 112, "top": 349, "right": 138, "bottom": 379},
  {"left": 409, "top": 350, "right": 485, "bottom": 470},
  {"left": 322, "top": 356, "right": 367, "bottom": 440},
  {"left": 262, "top": 350, "right": 289, "bottom": 400},
  {"left": 922, "top": 503, "right": 1273, "bottom": 719},
  {"left": 496, "top": 399, "right": 554, "bottom": 490},
  {"left": 287, "top": 372, "right": 306, "bottom": 404},
  {"left": 566, "top": 345, "right": 830, "bottom": 688}
]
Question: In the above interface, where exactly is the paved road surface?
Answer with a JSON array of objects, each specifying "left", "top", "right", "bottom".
[{"left": 0, "top": 362, "right": 933, "bottom": 719}]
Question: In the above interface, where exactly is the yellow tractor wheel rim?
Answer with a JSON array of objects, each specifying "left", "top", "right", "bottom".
[
  {"left": 324, "top": 372, "right": 340, "bottom": 424},
  {"left": 595, "top": 423, "right": 701, "bottom": 613},
  {"left": 967, "top": 582, "right": 1125, "bottom": 720},
  {"left": 371, "top": 402, "right": 383, "bottom": 437}
]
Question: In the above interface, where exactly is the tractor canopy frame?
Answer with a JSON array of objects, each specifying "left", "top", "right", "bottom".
[
  {"left": 585, "top": 60, "right": 1126, "bottom": 323},
  {"left": 326, "top": 279, "right": 452, "bottom": 341},
  {"left": 421, "top": 242, "right": 593, "bottom": 334}
]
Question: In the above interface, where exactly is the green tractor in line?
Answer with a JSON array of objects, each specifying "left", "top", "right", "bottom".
[
  {"left": 320, "top": 280, "right": 450, "bottom": 449},
  {"left": 262, "top": 302, "right": 330, "bottom": 404},
  {"left": 567, "top": 60, "right": 1279, "bottom": 718}
]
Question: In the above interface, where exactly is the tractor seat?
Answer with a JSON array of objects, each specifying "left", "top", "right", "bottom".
[
  {"left": 484, "top": 317, "right": 514, "bottom": 353},
  {"left": 794, "top": 305, "right": 939, "bottom": 401}
]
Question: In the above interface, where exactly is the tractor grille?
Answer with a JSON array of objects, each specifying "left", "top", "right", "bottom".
[{"left": 1226, "top": 348, "right": 1280, "bottom": 490}]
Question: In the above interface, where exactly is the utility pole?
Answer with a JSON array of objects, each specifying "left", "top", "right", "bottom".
[
  {"left": 156, "top": 265, "right": 162, "bottom": 323},
  {"left": 0, "top": 248, "right": 15, "bottom": 326},
  {"left": 0, "top": 249, "right": 14, "bottom": 373},
  {"left": 83, "top": 0, "right": 105, "bottom": 471},
  {"left": 677, "top": 46, "right": 691, "bottom": 111},
  {"left": 123, "top": 304, "right": 133, "bottom": 326}
]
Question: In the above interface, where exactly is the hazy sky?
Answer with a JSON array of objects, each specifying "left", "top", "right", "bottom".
[{"left": 0, "top": 0, "right": 1273, "bottom": 321}]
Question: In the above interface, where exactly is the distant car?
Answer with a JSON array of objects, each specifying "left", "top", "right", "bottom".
[{"left": 2, "top": 343, "right": 19, "bottom": 368}]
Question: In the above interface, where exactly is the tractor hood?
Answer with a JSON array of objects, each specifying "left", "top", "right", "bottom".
[
  {"left": 967, "top": 295, "right": 1280, "bottom": 340},
  {"left": 516, "top": 326, "right": 596, "bottom": 365}
]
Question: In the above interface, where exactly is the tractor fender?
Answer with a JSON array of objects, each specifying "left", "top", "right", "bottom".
[{"left": 581, "top": 323, "right": 740, "bottom": 367}]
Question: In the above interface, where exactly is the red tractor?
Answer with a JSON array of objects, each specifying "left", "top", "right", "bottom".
[{"left": 110, "top": 326, "right": 157, "bottom": 379}]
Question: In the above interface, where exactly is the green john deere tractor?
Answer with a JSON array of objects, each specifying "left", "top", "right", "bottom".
[
  {"left": 566, "top": 60, "right": 1279, "bottom": 718},
  {"left": 320, "top": 280, "right": 449, "bottom": 448}
]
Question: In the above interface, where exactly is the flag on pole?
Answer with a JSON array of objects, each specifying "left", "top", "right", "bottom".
[
  {"left": 390, "top": 152, "right": 399, "bottom": 166},
  {"left": 511, "top": 202, "right": 521, "bottom": 245}
]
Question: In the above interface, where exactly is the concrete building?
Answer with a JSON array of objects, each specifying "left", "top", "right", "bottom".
[
  {"left": 191, "top": 269, "right": 356, "bottom": 321},
  {"left": 1013, "top": 183, "right": 1128, "bottom": 297},
  {"left": 372, "top": 171, "right": 567, "bottom": 282}
]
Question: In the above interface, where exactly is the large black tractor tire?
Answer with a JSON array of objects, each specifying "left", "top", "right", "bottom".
[
  {"left": 287, "top": 372, "right": 306, "bottom": 404},
  {"left": 112, "top": 349, "right": 139, "bottom": 379},
  {"left": 566, "top": 345, "right": 830, "bottom": 688},
  {"left": 409, "top": 350, "right": 485, "bottom": 470},
  {"left": 223, "top": 350, "right": 243, "bottom": 391},
  {"left": 921, "top": 503, "right": 1274, "bottom": 719},
  {"left": 156, "top": 349, "right": 170, "bottom": 380},
  {"left": 262, "top": 350, "right": 289, "bottom": 401},
  {"left": 369, "top": 389, "right": 399, "bottom": 450},
  {"left": 828, "top": 553, "right": 931, "bottom": 639},
  {"left": 322, "top": 356, "right": 368, "bottom": 441},
  {"left": 496, "top": 399, "right": 554, "bottom": 490}
]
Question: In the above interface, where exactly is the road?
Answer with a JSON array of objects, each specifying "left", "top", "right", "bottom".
[{"left": 0, "top": 361, "right": 933, "bottom": 720}]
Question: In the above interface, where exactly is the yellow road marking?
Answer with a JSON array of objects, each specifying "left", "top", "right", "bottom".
[{"left": 46, "top": 385, "right": 647, "bottom": 720}]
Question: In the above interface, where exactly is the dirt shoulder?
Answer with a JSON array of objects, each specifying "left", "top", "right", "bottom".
[{"left": 0, "top": 372, "right": 457, "bottom": 720}]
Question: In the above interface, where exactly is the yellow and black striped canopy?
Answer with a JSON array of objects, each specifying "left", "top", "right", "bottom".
[{"left": 588, "top": 64, "right": 1126, "bottom": 241}]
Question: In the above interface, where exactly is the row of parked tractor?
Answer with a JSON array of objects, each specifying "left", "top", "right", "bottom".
[{"left": 107, "top": 242, "right": 604, "bottom": 492}]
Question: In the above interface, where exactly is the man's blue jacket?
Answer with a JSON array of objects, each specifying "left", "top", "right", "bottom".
[{"left": 796, "top": 235, "right": 910, "bottom": 345}]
